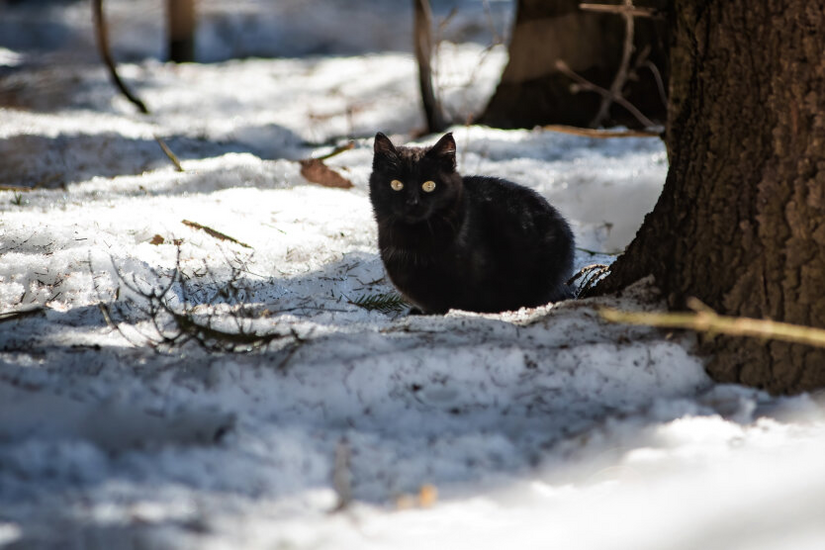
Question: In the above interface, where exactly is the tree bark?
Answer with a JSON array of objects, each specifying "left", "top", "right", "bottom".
[
  {"left": 597, "top": 0, "right": 825, "bottom": 393},
  {"left": 168, "top": 0, "right": 196, "bottom": 63},
  {"left": 481, "top": 0, "right": 668, "bottom": 128}
]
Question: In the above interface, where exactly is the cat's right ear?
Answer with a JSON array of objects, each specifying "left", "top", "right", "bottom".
[
  {"left": 374, "top": 132, "right": 398, "bottom": 159},
  {"left": 426, "top": 133, "right": 457, "bottom": 171}
]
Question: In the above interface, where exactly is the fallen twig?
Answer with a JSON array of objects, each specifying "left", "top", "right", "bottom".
[
  {"left": 315, "top": 142, "right": 355, "bottom": 161},
  {"left": 543, "top": 124, "right": 662, "bottom": 138},
  {"left": 182, "top": 220, "right": 253, "bottom": 249},
  {"left": 0, "top": 307, "right": 46, "bottom": 323},
  {"left": 155, "top": 136, "right": 184, "bottom": 171},
  {"left": 580, "top": 2, "right": 664, "bottom": 18},
  {"left": 331, "top": 437, "right": 353, "bottom": 513},
  {"left": 600, "top": 297, "right": 825, "bottom": 349}
]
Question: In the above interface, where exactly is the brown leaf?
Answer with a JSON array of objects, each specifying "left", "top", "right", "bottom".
[
  {"left": 299, "top": 159, "right": 354, "bottom": 189},
  {"left": 150, "top": 234, "right": 165, "bottom": 245}
]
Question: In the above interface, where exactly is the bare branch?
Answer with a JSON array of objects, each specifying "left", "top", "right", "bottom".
[
  {"left": 590, "top": 0, "right": 636, "bottom": 127},
  {"left": 92, "top": 0, "right": 149, "bottom": 114},
  {"left": 580, "top": 3, "right": 664, "bottom": 18},
  {"left": 556, "top": 60, "right": 656, "bottom": 128},
  {"left": 543, "top": 124, "right": 662, "bottom": 138},
  {"left": 600, "top": 298, "right": 825, "bottom": 349}
]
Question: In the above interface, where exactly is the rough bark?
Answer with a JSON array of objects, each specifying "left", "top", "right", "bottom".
[
  {"left": 481, "top": 0, "right": 668, "bottom": 128},
  {"left": 597, "top": 0, "right": 825, "bottom": 393}
]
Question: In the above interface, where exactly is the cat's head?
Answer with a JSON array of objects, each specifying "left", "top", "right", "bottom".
[{"left": 369, "top": 132, "right": 463, "bottom": 224}]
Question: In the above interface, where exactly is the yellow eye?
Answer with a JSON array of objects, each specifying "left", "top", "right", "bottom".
[
  {"left": 390, "top": 180, "right": 404, "bottom": 191},
  {"left": 422, "top": 180, "right": 436, "bottom": 192}
]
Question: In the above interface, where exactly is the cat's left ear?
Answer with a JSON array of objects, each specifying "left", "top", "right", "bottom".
[
  {"left": 374, "top": 132, "right": 398, "bottom": 159},
  {"left": 426, "top": 133, "right": 456, "bottom": 171}
]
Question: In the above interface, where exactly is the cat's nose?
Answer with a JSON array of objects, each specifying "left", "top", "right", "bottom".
[{"left": 406, "top": 196, "right": 420, "bottom": 206}]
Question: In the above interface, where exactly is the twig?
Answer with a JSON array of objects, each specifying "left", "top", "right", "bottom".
[
  {"left": 556, "top": 60, "right": 656, "bottom": 128},
  {"left": 182, "top": 220, "right": 253, "bottom": 249},
  {"left": 92, "top": 0, "right": 183, "bottom": 172},
  {"left": 92, "top": 0, "right": 148, "bottom": 114},
  {"left": 590, "top": 0, "right": 635, "bottom": 127},
  {"left": 643, "top": 59, "right": 668, "bottom": 110},
  {"left": 331, "top": 437, "right": 353, "bottom": 513},
  {"left": 580, "top": 2, "right": 664, "bottom": 18},
  {"left": 543, "top": 124, "right": 662, "bottom": 138},
  {"left": 568, "top": 264, "right": 610, "bottom": 297},
  {"left": 155, "top": 136, "right": 184, "bottom": 172},
  {"left": 600, "top": 297, "right": 825, "bottom": 349},
  {"left": 0, "top": 307, "right": 46, "bottom": 323},
  {"left": 315, "top": 141, "right": 355, "bottom": 161},
  {"left": 0, "top": 185, "right": 34, "bottom": 193}
]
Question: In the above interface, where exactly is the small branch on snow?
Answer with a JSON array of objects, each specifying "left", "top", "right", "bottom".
[
  {"left": 102, "top": 246, "right": 292, "bottom": 353},
  {"left": 542, "top": 124, "right": 662, "bottom": 139},
  {"left": 579, "top": 2, "right": 665, "bottom": 18},
  {"left": 600, "top": 297, "right": 825, "bottom": 349},
  {"left": 0, "top": 306, "right": 46, "bottom": 323},
  {"left": 331, "top": 438, "right": 353, "bottom": 512},
  {"left": 182, "top": 219, "right": 253, "bottom": 249},
  {"left": 315, "top": 141, "right": 355, "bottom": 161}
]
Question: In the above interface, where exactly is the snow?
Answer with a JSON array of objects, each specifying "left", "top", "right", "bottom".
[{"left": 2, "top": 1, "right": 825, "bottom": 549}]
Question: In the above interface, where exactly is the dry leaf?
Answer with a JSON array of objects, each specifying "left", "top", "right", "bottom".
[
  {"left": 299, "top": 159, "right": 354, "bottom": 189},
  {"left": 149, "top": 234, "right": 165, "bottom": 245}
]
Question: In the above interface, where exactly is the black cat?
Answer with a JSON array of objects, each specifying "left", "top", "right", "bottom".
[{"left": 368, "top": 132, "right": 575, "bottom": 314}]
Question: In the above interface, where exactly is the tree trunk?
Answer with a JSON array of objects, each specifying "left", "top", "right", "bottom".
[
  {"left": 168, "top": 0, "right": 195, "bottom": 63},
  {"left": 597, "top": 0, "right": 825, "bottom": 393},
  {"left": 413, "top": 0, "right": 446, "bottom": 133},
  {"left": 481, "top": 0, "right": 668, "bottom": 128}
]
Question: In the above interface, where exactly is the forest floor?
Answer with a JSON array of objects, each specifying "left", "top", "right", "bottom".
[{"left": 1, "top": 1, "right": 825, "bottom": 549}]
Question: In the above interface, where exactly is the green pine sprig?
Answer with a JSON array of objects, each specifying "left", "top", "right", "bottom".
[{"left": 349, "top": 292, "right": 408, "bottom": 313}]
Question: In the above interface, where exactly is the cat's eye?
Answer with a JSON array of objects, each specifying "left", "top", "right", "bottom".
[
  {"left": 422, "top": 181, "right": 436, "bottom": 193},
  {"left": 390, "top": 180, "right": 404, "bottom": 191}
]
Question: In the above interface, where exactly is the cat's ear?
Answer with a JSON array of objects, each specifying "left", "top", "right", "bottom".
[
  {"left": 426, "top": 133, "right": 456, "bottom": 171},
  {"left": 374, "top": 132, "right": 398, "bottom": 159}
]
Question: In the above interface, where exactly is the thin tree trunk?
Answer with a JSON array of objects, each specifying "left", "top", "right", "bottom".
[
  {"left": 413, "top": 0, "right": 446, "bottom": 133},
  {"left": 168, "top": 0, "right": 195, "bottom": 63},
  {"left": 596, "top": 0, "right": 825, "bottom": 393}
]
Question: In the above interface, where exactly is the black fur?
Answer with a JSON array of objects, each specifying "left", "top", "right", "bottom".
[{"left": 369, "top": 132, "right": 575, "bottom": 314}]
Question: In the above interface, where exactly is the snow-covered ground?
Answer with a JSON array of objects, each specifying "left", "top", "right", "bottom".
[{"left": 2, "top": 2, "right": 825, "bottom": 549}]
